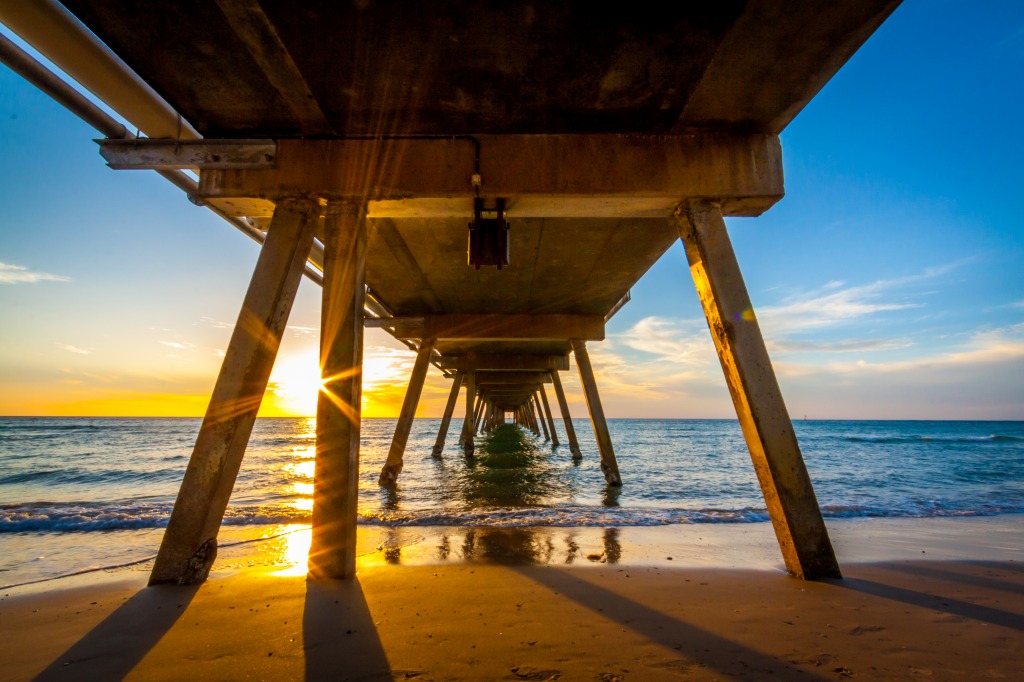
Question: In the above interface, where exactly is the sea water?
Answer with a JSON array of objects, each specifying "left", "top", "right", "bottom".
[{"left": 1, "top": 418, "right": 1022, "bottom": 585}]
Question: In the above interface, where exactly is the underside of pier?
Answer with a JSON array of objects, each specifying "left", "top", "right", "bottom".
[{"left": 0, "top": 0, "right": 902, "bottom": 584}]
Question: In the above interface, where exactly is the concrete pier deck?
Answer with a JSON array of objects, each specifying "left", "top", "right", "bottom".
[{"left": 0, "top": 0, "right": 901, "bottom": 582}]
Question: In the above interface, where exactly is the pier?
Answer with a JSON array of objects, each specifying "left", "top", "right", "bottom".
[{"left": 0, "top": 0, "right": 902, "bottom": 584}]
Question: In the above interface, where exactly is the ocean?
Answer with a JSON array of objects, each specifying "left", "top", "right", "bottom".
[{"left": 2, "top": 417, "right": 1022, "bottom": 587}]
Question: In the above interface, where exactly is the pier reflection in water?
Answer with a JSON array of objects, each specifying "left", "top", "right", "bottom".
[
  {"left": 367, "top": 525, "right": 623, "bottom": 567},
  {"left": 235, "top": 424, "right": 630, "bottom": 574},
  {"left": 356, "top": 425, "right": 623, "bottom": 568}
]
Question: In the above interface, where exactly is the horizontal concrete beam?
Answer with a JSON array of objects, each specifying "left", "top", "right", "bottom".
[
  {"left": 380, "top": 314, "right": 605, "bottom": 341},
  {"left": 439, "top": 354, "right": 570, "bottom": 372},
  {"left": 475, "top": 371, "right": 551, "bottom": 384},
  {"left": 196, "top": 133, "right": 783, "bottom": 218},
  {"left": 98, "top": 138, "right": 277, "bottom": 169}
]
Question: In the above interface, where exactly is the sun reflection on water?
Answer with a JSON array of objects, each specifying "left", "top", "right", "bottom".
[{"left": 271, "top": 525, "right": 312, "bottom": 577}]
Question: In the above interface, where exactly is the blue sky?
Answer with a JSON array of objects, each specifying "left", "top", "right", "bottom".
[{"left": 1, "top": 1, "right": 1022, "bottom": 419}]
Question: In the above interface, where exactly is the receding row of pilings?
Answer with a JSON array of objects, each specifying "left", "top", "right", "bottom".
[
  {"left": 378, "top": 343, "right": 619, "bottom": 488},
  {"left": 147, "top": 197, "right": 841, "bottom": 587}
]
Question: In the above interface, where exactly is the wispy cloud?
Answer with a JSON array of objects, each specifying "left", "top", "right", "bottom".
[
  {"left": 758, "top": 263, "right": 962, "bottom": 334},
  {"left": 773, "top": 323, "right": 1024, "bottom": 379},
  {"left": 615, "top": 316, "right": 713, "bottom": 366},
  {"left": 160, "top": 341, "right": 195, "bottom": 350},
  {"left": 288, "top": 325, "right": 319, "bottom": 337},
  {"left": 565, "top": 317, "right": 723, "bottom": 403},
  {"left": 58, "top": 367, "right": 120, "bottom": 384},
  {"left": 199, "top": 316, "right": 234, "bottom": 329},
  {"left": 55, "top": 342, "right": 91, "bottom": 355},
  {"left": 766, "top": 337, "right": 913, "bottom": 355},
  {"left": 0, "top": 261, "right": 70, "bottom": 284}
]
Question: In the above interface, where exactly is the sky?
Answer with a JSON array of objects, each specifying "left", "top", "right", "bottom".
[{"left": 1, "top": 1, "right": 1022, "bottom": 420}]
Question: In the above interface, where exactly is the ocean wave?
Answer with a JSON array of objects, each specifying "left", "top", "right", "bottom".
[
  {"left": 0, "top": 502, "right": 312, "bottom": 533},
  {"left": 0, "top": 467, "right": 183, "bottom": 486},
  {"left": 0, "top": 470, "right": 63, "bottom": 484},
  {"left": 5, "top": 500, "right": 1021, "bottom": 534},
  {"left": 843, "top": 434, "right": 1022, "bottom": 444},
  {"left": 819, "top": 502, "right": 1024, "bottom": 518}
]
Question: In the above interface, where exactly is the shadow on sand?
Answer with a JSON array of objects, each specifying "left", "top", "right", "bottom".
[
  {"left": 836, "top": 562, "right": 1024, "bottom": 632},
  {"left": 33, "top": 584, "right": 199, "bottom": 681},
  {"left": 303, "top": 579, "right": 391, "bottom": 680},
  {"left": 515, "top": 566, "right": 833, "bottom": 682}
]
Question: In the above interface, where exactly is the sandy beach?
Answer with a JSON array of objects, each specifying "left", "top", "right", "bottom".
[{"left": 2, "top": 517, "right": 1022, "bottom": 681}]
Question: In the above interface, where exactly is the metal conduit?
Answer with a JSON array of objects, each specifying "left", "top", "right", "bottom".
[
  {"left": 0, "top": 0, "right": 199, "bottom": 140},
  {"left": 0, "top": 16, "right": 438, "bottom": 362},
  {"left": 0, "top": 31, "right": 323, "bottom": 286}
]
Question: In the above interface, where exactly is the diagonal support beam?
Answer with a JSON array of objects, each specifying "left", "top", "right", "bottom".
[
  {"left": 461, "top": 370, "right": 477, "bottom": 455},
  {"left": 534, "top": 392, "right": 550, "bottom": 441},
  {"left": 379, "top": 339, "right": 436, "bottom": 485},
  {"left": 150, "top": 197, "right": 319, "bottom": 585},
  {"left": 675, "top": 200, "right": 841, "bottom": 580},
  {"left": 550, "top": 370, "right": 581, "bottom": 459},
  {"left": 431, "top": 370, "right": 464, "bottom": 457},
  {"left": 539, "top": 384, "right": 560, "bottom": 446},
  {"left": 572, "top": 339, "right": 622, "bottom": 486},
  {"left": 309, "top": 202, "right": 367, "bottom": 580}
]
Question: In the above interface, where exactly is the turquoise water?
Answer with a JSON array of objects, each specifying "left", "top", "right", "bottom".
[{"left": 1, "top": 417, "right": 1022, "bottom": 584}]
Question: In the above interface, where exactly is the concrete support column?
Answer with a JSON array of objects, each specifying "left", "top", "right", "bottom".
[
  {"left": 431, "top": 370, "right": 464, "bottom": 457},
  {"left": 534, "top": 393, "right": 550, "bottom": 440},
  {"left": 675, "top": 200, "right": 840, "bottom": 580},
  {"left": 482, "top": 400, "right": 494, "bottom": 433},
  {"left": 379, "top": 339, "right": 435, "bottom": 485},
  {"left": 473, "top": 393, "right": 485, "bottom": 434},
  {"left": 461, "top": 371, "right": 476, "bottom": 455},
  {"left": 572, "top": 339, "right": 622, "bottom": 486},
  {"left": 550, "top": 370, "right": 581, "bottom": 459},
  {"left": 526, "top": 400, "right": 538, "bottom": 434},
  {"left": 539, "top": 384, "right": 560, "bottom": 446},
  {"left": 150, "top": 197, "right": 320, "bottom": 585},
  {"left": 309, "top": 201, "right": 368, "bottom": 581}
]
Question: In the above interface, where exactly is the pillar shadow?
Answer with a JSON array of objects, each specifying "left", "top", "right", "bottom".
[
  {"left": 33, "top": 583, "right": 198, "bottom": 681},
  {"left": 515, "top": 567, "right": 831, "bottom": 681},
  {"left": 303, "top": 579, "right": 391, "bottom": 681},
  {"left": 879, "top": 561, "right": 1024, "bottom": 596},
  {"left": 835, "top": 574, "right": 1024, "bottom": 631}
]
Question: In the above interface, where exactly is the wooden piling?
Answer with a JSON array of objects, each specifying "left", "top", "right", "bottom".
[
  {"left": 379, "top": 339, "right": 435, "bottom": 485},
  {"left": 431, "top": 370, "right": 464, "bottom": 457},
  {"left": 309, "top": 201, "right": 368, "bottom": 580},
  {"left": 675, "top": 200, "right": 841, "bottom": 580},
  {"left": 571, "top": 339, "right": 622, "bottom": 486},
  {"left": 150, "top": 197, "right": 320, "bottom": 585}
]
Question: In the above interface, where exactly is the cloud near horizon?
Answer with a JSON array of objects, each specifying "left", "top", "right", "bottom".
[
  {"left": 0, "top": 261, "right": 70, "bottom": 284},
  {"left": 583, "top": 259, "right": 1021, "bottom": 418}
]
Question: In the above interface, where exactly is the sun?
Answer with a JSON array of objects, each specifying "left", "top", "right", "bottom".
[
  {"left": 266, "top": 348, "right": 322, "bottom": 416},
  {"left": 264, "top": 344, "right": 416, "bottom": 417}
]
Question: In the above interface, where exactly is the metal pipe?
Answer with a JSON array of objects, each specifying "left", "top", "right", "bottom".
[
  {"left": 0, "top": 0, "right": 199, "bottom": 139},
  {"left": 0, "top": 31, "right": 125, "bottom": 138},
  {"left": 0, "top": 31, "right": 324, "bottom": 287}
]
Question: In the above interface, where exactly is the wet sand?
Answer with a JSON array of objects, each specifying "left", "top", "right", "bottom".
[{"left": 2, "top": 517, "right": 1022, "bottom": 681}]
